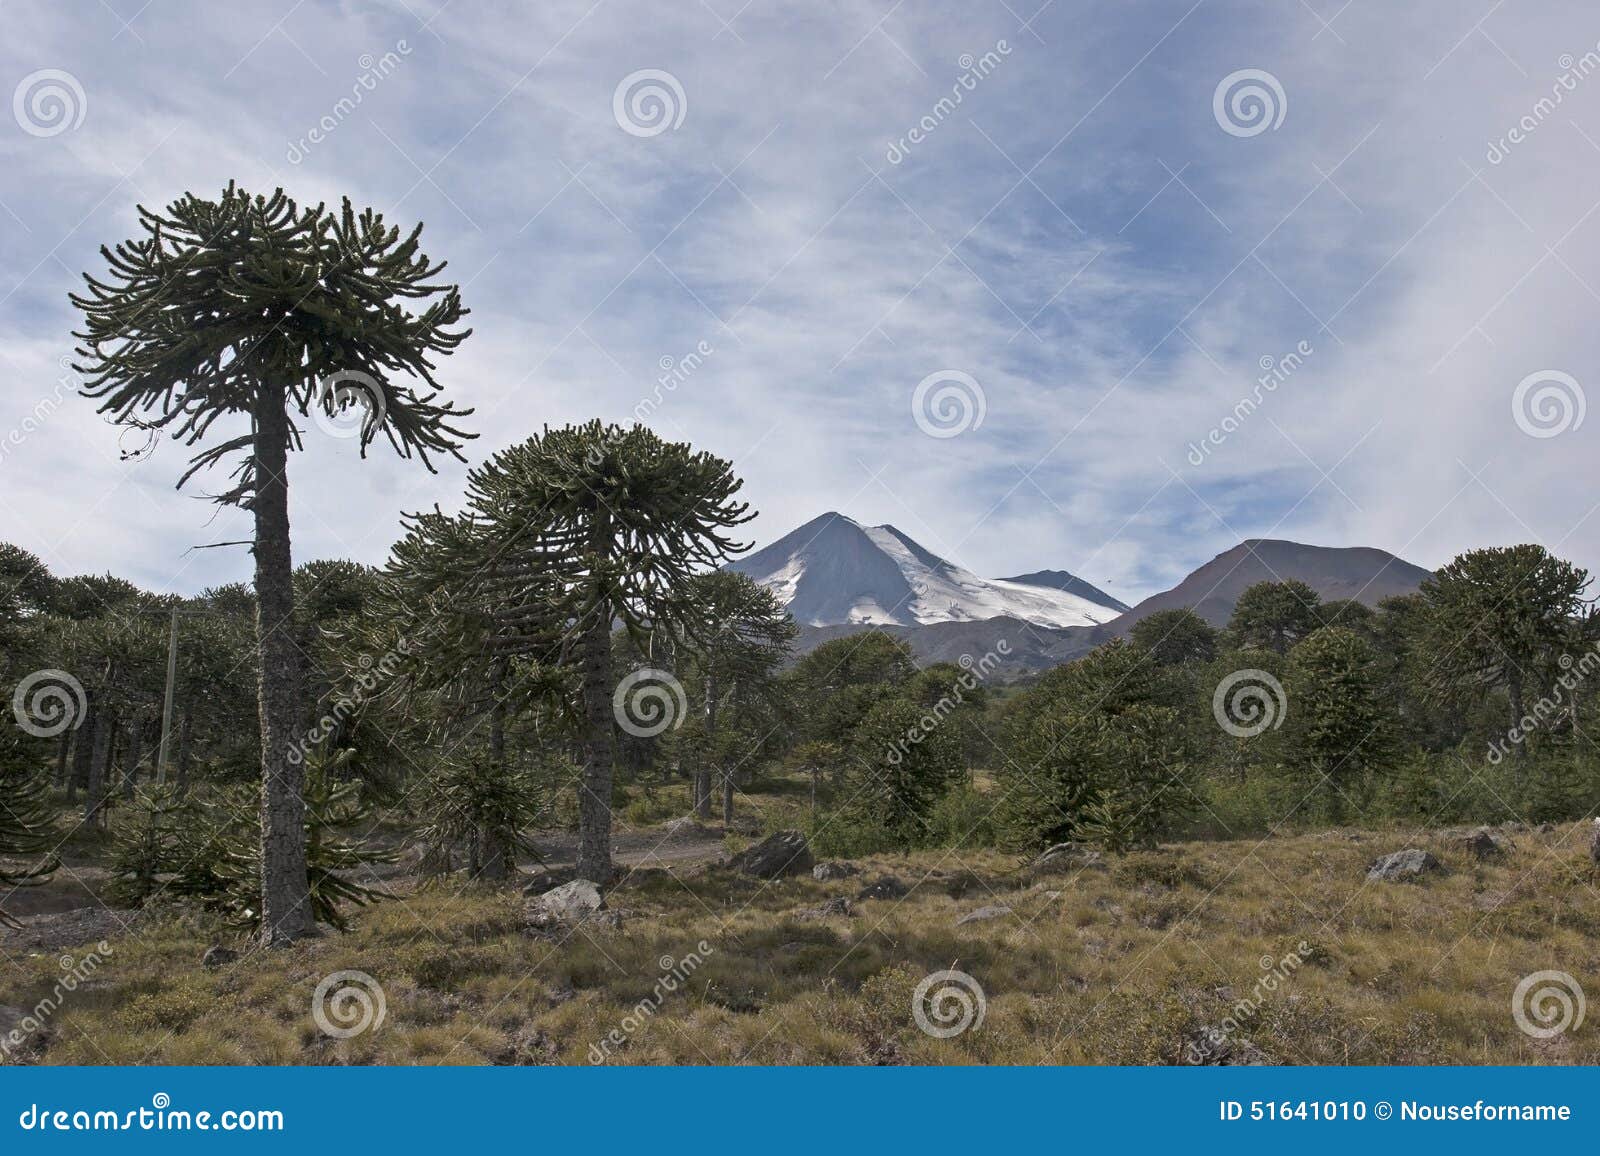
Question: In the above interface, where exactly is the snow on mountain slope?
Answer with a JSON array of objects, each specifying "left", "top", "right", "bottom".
[{"left": 726, "top": 512, "right": 1124, "bottom": 629}]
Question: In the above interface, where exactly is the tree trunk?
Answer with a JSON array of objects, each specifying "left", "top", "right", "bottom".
[
  {"left": 84, "top": 706, "right": 113, "bottom": 828},
  {"left": 174, "top": 710, "right": 193, "bottom": 797},
  {"left": 54, "top": 731, "right": 72, "bottom": 788},
  {"left": 576, "top": 608, "right": 615, "bottom": 883},
  {"left": 695, "top": 673, "right": 715, "bottom": 819},
  {"left": 121, "top": 715, "right": 145, "bottom": 800},
  {"left": 67, "top": 703, "right": 96, "bottom": 804},
  {"left": 479, "top": 662, "right": 511, "bottom": 881},
  {"left": 721, "top": 768, "right": 735, "bottom": 825},
  {"left": 253, "top": 385, "right": 315, "bottom": 946}
]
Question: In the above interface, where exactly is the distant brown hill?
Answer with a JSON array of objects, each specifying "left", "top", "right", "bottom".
[{"left": 791, "top": 538, "right": 1434, "bottom": 673}]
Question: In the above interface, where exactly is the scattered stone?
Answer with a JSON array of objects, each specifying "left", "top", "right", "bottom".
[
  {"left": 954, "top": 904, "right": 1012, "bottom": 927},
  {"left": 1027, "top": 842, "right": 1104, "bottom": 877},
  {"left": 1538, "top": 823, "right": 1555, "bottom": 835},
  {"left": 525, "top": 878, "right": 605, "bottom": 928},
  {"left": 1459, "top": 827, "right": 1511, "bottom": 860},
  {"left": 547, "top": 984, "right": 576, "bottom": 1006},
  {"left": 729, "top": 830, "right": 813, "bottom": 879},
  {"left": 796, "top": 896, "right": 853, "bottom": 920},
  {"left": 812, "top": 861, "right": 860, "bottom": 882},
  {"left": 521, "top": 866, "right": 577, "bottom": 896},
  {"left": 662, "top": 816, "right": 715, "bottom": 839},
  {"left": 200, "top": 945, "right": 238, "bottom": 970},
  {"left": 496, "top": 1026, "right": 558, "bottom": 1065},
  {"left": 1187, "top": 1025, "right": 1274, "bottom": 1066},
  {"left": 1366, "top": 848, "right": 1442, "bottom": 882},
  {"left": 856, "top": 875, "right": 909, "bottom": 901}
]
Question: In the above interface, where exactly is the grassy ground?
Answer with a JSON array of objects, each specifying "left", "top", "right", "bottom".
[{"left": 5, "top": 814, "right": 1599, "bottom": 1066}]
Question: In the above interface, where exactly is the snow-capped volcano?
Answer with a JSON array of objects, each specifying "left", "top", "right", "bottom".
[{"left": 726, "top": 512, "right": 1126, "bottom": 629}]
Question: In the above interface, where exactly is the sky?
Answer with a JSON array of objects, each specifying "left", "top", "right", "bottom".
[{"left": 1, "top": 0, "right": 1597, "bottom": 606}]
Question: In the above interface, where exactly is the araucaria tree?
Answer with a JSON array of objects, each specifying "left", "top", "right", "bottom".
[
  {"left": 72, "top": 186, "right": 472, "bottom": 945},
  {"left": 455, "top": 422, "right": 754, "bottom": 882},
  {"left": 1420, "top": 545, "right": 1593, "bottom": 756}
]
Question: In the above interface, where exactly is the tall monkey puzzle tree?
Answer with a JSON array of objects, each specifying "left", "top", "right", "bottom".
[
  {"left": 72, "top": 185, "right": 471, "bottom": 945},
  {"left": 461, "top": 422, "right": 753, "bottom": 882}
]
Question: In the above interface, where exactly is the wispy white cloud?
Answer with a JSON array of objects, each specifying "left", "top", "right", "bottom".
[{"left": 1, "top": 0, "right": 1597, "bottom": 605}]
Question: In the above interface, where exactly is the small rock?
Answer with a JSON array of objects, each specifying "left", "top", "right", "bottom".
[
  {"left": 796, "top": 896, "right": 853, "bottom": 920},
  {"left": 954, "top": 904, "right": 1012, "bottom": 927},
  {"left": 856, "top": 875, "right": 909, "bottom": 901},
  {"left": 1027, "top": 842, "right": 1104, "bottom": 876},
  {"left": 662, "top": 816, "right": 715, "bottom": 839},
  {"left": 1460, "top": 827, "right": 1511, "bottom": 860},
  {"left": 525, "top": 878, "right": 605, "bottom": 928},
  {"left": 521, "top": 866, "right": 577, "bottom": 896},
  {"left": 812, "top": 861, "right": 861, "bottom": 882},
  {"left": 1366, "top": 848, "right": 1442, "bottom": 882},
  {"left": 729, "top": 830, "right": 813, "bottom": 879},
  {"left": 1187, "top": 1025, "right": 1273, "bottom": 1066},
  {"left": 201, "top": 945, "right": 238, "bottom": 970}
]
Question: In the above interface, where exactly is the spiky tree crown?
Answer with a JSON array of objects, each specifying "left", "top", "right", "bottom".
[{"left": 71, "top": 183, "right": 473, "bottom": 504}]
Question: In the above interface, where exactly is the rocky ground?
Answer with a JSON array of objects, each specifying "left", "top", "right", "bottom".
[{"left": 3, "top": 817, "right": 1598, "bottom": 1066}]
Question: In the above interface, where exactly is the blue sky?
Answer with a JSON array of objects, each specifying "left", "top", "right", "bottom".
[{"left": 2, "top": 0, "right": 1598, "bottom": 604}]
